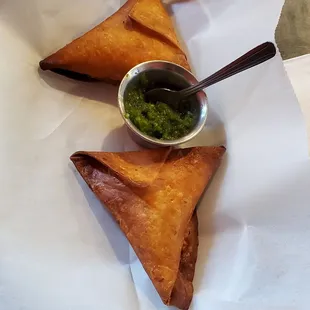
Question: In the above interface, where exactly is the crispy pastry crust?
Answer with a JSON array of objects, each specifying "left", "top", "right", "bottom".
[
  {"left": 40, "top": 0, "right": 190, "bottom": 82},
  {"left": 70, "top": 146, "right": 225, "bottom": 309}
]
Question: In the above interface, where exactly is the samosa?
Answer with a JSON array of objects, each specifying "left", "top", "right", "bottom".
[
  {"left": 70, "top": 146, "right": 225, "bottom": 310},
  {"left": 40, "top": 0, "right": 190, "bottom": 83}
]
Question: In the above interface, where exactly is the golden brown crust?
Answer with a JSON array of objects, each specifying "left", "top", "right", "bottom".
[
  {"left": 75, "top": 147, "right": 171, "bottom": 188},
  {"left": 70, "top": 146, "right": 225, "bottom": 309},
  {"left": 129, "top": 0, "right": 183, "bottom": 51},
  {"left": 40, "top": 0, "right": 190, "bottom": 82}
]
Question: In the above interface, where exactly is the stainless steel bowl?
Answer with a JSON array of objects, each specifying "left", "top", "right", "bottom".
[{"left": 118, "top": 61, "right": 208, "bottom": 148}]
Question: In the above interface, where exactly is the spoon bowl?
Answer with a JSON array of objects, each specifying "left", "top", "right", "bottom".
[{"left": 144, "top": 87, "right": 184, "bottom": 110}]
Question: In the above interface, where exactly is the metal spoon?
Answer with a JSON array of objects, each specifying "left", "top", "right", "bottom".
[{"left": 145, "top": 42, "right": 276, "bottom": 108}]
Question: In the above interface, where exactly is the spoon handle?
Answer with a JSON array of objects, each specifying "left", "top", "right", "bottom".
[{"left": 179, "top": 42, "right": 276, "bottom": 98}]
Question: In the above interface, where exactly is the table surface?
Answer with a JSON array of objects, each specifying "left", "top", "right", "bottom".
[
  {"left": 276, "top": 0, "right": 310, "bottom": 59},
  {"left": 276, "top": 0, "right": 310, "bottom": 147}
]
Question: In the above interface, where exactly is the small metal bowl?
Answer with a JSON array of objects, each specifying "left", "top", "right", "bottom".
[{"left": 118, "top": 61, "right": 208, "bottom": 148}]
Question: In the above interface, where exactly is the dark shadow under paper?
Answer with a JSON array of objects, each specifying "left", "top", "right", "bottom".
[{"left": 39, "top": 70, "right": 118, "bottom": 107}]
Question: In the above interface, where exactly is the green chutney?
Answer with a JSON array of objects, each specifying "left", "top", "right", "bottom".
[{"left": 124, "top": 87, "right": 195, "bottom": 140}]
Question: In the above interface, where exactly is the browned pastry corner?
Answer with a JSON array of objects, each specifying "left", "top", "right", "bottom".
[
  {"left": 70, "top": 146, "right": 225, "bottom": 309},
  {"left": 40, "top": 0, "right": 190, "bottom": 82}
]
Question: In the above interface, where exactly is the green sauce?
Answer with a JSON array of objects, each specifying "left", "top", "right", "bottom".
[{"left": 124, "top": 87, "right": 195, "bottom": 140}]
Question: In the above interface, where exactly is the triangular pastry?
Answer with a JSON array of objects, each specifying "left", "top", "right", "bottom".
[
  {"left": 70, "top": 146, "right": 225, "bottom": 309},
  {"left": 40, "top": 0, "right": 190, "bottom": 83}
]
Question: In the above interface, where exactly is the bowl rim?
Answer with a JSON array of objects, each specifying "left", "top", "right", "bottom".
[{"left": 118, "top": 60, "right": 208, "bottom": 147}]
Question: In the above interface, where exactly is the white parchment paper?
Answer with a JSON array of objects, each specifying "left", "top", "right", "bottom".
[
  {"left": 284, "top": 54, "right": 310, "bottom": 149},
  {"left": 1, "top": 1, "right": 310, "bottom": 309}
]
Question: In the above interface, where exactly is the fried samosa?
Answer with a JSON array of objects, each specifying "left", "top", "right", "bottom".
[
  {"left": 70, "top": 146, "right": 225, "bottom": 309},
  {"left": 40, "top": 0, "right": 190, "bottom": 83}
]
